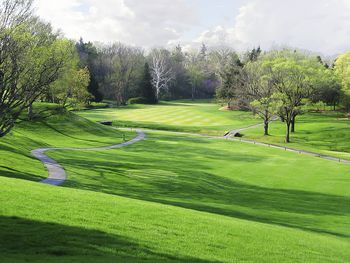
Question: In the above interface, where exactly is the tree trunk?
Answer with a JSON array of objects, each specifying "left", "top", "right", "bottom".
[
  {"left": 291, "top": 116, "right": 295, "bottom": 133},
  {"left": 191, "top": 84, "right": 195, "bottom": 101},
  {"left": 285, "top": 122, "right": 291, "bottom": 143},
  {"left": 264, "top": 120, "right": 269, "bottom": 136},
  {"left": 28, "top": 103, "right": 33, "bottom": 121},
  {"left": 227, "top": 98, "right": 232, "bottom": 110},
  {"left": 264, "top": 110, "right": 269, "bottom": 136}
]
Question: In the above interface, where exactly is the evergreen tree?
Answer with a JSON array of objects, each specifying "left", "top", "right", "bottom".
[
  {"left": 87, "top": 73, "right": 103, "bottom": 102},
  {"left": 76, "top": 38, "right": 103, "bottom": 102},
  {"left": 141, "top": 63, "right": 157, "bottom": 104}
]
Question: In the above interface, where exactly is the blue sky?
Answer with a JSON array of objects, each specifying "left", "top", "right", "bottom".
[{"left": 35, "top": 0, "right": 350, "bottom": 55}]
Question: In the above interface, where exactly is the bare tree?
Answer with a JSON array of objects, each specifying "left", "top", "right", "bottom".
[
  {"left": 150, "top": 49, "right": 174, "bottom": 100},
  {"left": 0, "top": 0, "right": 33, "bottom": 30},
  {"left": 96, "top": 43, "right": 143, "bottom": 105},
  {"left": 185, "top": 51, "right": 204, "bottom": 101}
]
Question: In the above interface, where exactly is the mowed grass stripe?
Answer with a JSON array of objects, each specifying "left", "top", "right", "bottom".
[{"left": 77, "top": 101, "right": 259, "bottom": 135}]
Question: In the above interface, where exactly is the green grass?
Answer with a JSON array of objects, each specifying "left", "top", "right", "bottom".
[
  {"left": 47, "top": 131, "right": 350, "bottom": 238},
  {"left": 0, "top": 104, "right": 130, "bottom": 182},
  {"left": 1, "top": 176, "right": 349, "bottom": 263},
  {"left": 77, "top": 100, "right": 259, "bottom": 135},
  {"left": 0, "top": 103, "right": 349, "bottom": 262},
  {"left": 243, "top": 111, "right": 350, "bottom": 160}
]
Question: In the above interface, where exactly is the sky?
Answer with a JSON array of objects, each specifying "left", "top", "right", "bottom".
[{"left": 34, "top": 0, "right": 350, "bottom": 56}]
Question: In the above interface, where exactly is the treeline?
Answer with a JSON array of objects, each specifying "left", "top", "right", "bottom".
[
  {"left": 1, "top": 0, "right": 350, "bottom": 141},
  {"left": 76, "top": 41, "right": 218, "bottom": 105}
]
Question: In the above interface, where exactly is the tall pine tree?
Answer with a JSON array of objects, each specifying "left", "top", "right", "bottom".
[{"left": 141, "top": 63, "right": 157, "bottom": 104}]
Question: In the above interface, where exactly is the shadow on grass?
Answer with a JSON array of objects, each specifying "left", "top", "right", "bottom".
[
  {"left": 54, "top": 139, "right": 350, "bottom": 238},
  {"left": 0, "top": 166, "right": 41, "bottom": 182},
  {"left": 0, "top": 216, "right": 217, "bottom": 263}
]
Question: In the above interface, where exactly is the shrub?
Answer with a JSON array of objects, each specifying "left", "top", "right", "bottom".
[{"left": 128, "top": 97, "right": 148, "bottom": 104}]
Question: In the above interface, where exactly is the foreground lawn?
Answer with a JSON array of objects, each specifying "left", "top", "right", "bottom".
[
  {"left": 77, "top": 100, "right": 258, "bottom": 136},
  {"left": 243, "top": 111, "right": 350, "bottom": 160},
  {"left": 0, "top": 104, "right": 129, "bottom": 182},
  {"left": 1, "top": 106, "right": 349, "bottom": 262},
  {"left": 1, "top": 176, "right": 349, "bottom": 263}
]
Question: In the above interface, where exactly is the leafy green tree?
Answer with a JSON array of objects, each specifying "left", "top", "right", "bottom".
[
  {"left": 0, "top": 0, "right": 71, "bottom": 136},
  {"left": 49, "top": 41, "right": 91, "bottom": 107},
  {"left": 311, "top": 69, "right": 342, "bottom": 110},
  {"left": 266, "top": 50, "right": 326, "bottom": 142},
  {"left": 334, "top": 51, "right": 350, "bottom": 109}
]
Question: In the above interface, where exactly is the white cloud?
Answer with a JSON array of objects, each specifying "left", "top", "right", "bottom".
[
  {"left": 34, "top": 0, "right": 196, "bottom": 47},
  {"left": 196, "top": 0, "right": 350, "bottom": 55},
  {"left": 34, "top": 0, "right": 350, "bottom": 55}
]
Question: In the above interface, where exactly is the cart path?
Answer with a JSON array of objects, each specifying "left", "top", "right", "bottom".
[{"left": 31, "top": 129, "right": 145, "bottom": 186}]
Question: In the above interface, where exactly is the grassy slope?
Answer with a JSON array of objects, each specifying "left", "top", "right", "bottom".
[
  {"left": 0, "top": 104, "right": 129, "bottom": 182},
  {"left": 1, "top": 177, "right": 349, "bottom": 263},
  {"left": 48, "top": 131, "right": 350, "bottom": 240},
  {"left": 0, "top": 104, "right": 349, "bottom": 262},
  {"left": 243, "top": 111, "right": 350, "bottom": 160},
  {"left": 77, "top": 101, "right": 259, "bottom": 136}
]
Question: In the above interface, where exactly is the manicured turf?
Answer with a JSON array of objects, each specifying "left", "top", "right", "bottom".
[
  {"left": 243, "top": 111, "right": 350, "bottom": 160},
  {"left": 47, "top": 131, "right": 350, "bottom": 239},
  {"left": 77, "top": 100, "right": 259, "bottom": 135},
  {"left": 1, "top": 176, "right": 349, "bottom": 263},
  {"left": 0, "top": 104, "right": 129, "bottom": 182},
  {"left": 1, "top": 104, "right": 349, "bottom": 262}
]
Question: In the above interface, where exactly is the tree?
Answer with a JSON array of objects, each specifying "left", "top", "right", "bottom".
[
  {"left": 0, "top": 0, "right": 71, "bottom": 136},
  {"left": 48, "top": 40, "right": 91, "bottom": 107},
  {"left": 334, "top": 51, "right": 350, "bottom": 109},
  {"left": 266, "top": 50, "right": 326, "bottom": 142},
  {"left": 311, "top": 69, "right": 342, "bottom": 110},
  {"left": 245, "top": 46, "right": 262, "bottom": 63},
  {"left": 140, "top": 63, "right": 157, "bottom": 104},
  {"left": 185, "top": 51, "right": 205, "bottom": 101},
  {"left": 76, "top": 38, "right": 103, "bottom": 102},
  {"left": 150, "top": 49, "right": 174, "bottom": 101},
  {"left": 167, "top": 44, "right": 190, "bottom": 99},
  {"left": 244, "top": 61, "right": 277, "bottom": 135},
  {"left": 209, "top": 48, "right": 245, "bottom": 109},
  {"left": 96, "top": 43, "right": 144, "bottom": 105}
]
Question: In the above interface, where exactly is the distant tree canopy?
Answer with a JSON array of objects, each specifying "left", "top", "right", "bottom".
[{"left": 1, "top": 0, "right": 350, "bottom": 141}]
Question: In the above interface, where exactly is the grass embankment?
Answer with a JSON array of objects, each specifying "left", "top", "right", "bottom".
[
  {"left": 77, "top": 100, "right": 258, "bottom": 136},
  {"left": 1, "top": 175, "right": 349, "bottom": 263},
  {"left": 0, "top": 104, "right": 130, "bottom": 182},
  {"left": 0, "top": 103, "right": 349, "bottom": 262},
  {"left": 243, "top": 111, "right": 350, "bottom": 160}
]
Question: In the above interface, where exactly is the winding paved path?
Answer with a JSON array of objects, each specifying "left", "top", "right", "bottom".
[
  {"left": 31, "top": 129, "right": 145, "bottom": 186},
  {"left": 32, "top": 121, "right": 350, "bottom": 187}
]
